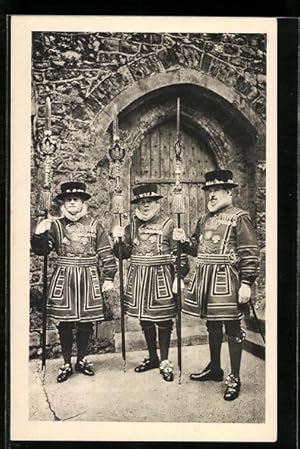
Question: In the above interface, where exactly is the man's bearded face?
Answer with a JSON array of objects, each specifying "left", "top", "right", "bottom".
[
  {"left": 207, "top": 186, "right": 232, "bottom": 212},
  {"left": 138, "top": 198, "right": 159, "bottom": 217}
]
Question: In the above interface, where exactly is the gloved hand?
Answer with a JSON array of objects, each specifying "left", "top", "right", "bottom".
[
  {"left": 172, "top": 228, "right": 187, "bottom": 242},
  {"left": 35, "top": 218, "right": 52, "bottom": 235},
  {"left": 172, "top": 277, "right": 185, "bottom": 294},
  {"left": 112, "top": 225, "right": 125, "bottom": 239},
  {"left": 238, "top": 283, "right": 251, "bottom": 304},
  {"left": 102, "top": 280, "right": 114, "bottom": 293}
]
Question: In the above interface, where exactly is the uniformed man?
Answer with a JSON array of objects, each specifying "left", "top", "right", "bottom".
[
  {"left": 113, "top": 183, "right": 189, "bottom": 382},
  {"left": 31, "top": 181, "right": 117, "bottom": 382},
  {"left": 173, "top": 170, "right": 259, "bottom": 400}
]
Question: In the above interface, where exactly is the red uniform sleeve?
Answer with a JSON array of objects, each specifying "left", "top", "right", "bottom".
[
  {"left": 236, "top": 213, "right": 260, "bottom": 285},
  {"left": 96, "top": 221, "right": 117, "bottom": 281},
  {"left": 166, "top": 219, "right": 190, "bottom": 277},
  {"left": 31, "top": 221, "right": 57, "bottom": 255},
  {"left": 112, "top": 223, "right": 133, "bottom": 259},
  {"left": 181, "top": 218, "right": 202, "bottom": 257}
]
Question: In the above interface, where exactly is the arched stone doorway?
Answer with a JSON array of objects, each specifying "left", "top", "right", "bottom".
[{"left": 109, "top": 82, "right": 259, "bottom": 227}]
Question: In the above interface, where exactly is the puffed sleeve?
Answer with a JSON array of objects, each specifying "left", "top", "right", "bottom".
[
  {"left": 96, "top": 220, "right": 117, "bottom": 281},
  {"left": 236, "top": 213, "right": 260, "bottom": 285},
  {"left": 31, "top": 221, "right": 57, "bottom": 256},
  {"left": 112, "top": 223, "right": 133, "bottom": 260},
  {"left": 167, "top": 219, "right": 190, "bottom": 278},
  {"left": 181, "top": 218, "right": 202, "bottom": 257}
]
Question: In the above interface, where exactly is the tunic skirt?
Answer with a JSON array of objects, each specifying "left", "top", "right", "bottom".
[
  {"left": 48, "top": 255, "right": 104, "bottom": 322},
  {"left": 183, "top": 254, "right": 243, "bottom": 321},
  {"left": 124, "top": 254, "right": 176, "bottom": 321}
]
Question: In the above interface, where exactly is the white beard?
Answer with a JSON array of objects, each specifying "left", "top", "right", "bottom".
[
  {"left": 207, "top": 196, "right": 232, "bottom": 213},
  {"left": 135, "top": 203, "right": 161, "bottom": 222}
]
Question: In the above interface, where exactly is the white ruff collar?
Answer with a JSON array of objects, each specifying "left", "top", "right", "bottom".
[
  {"left": 135, "top": 203, "right": 161, "bottom": 222},
  {"left": 60, "top": 203, "right": 88, "bottom": 222}
]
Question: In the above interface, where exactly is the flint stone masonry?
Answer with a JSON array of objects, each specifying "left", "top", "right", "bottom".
[
  {"left": 32, "top": 32, "right": 266, "bottom": 124},
  {"left": 30, "top": 32, "right": 266, "bottom": 358},
  {"left": 29, "top": 311, "right": 116, "bottom": 359}
]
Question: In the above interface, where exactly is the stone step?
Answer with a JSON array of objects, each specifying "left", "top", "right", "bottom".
[
  {"left": 114, "top": 313, "right": 201, "bottom": 333},
  {"left": 243, "top": 314, "right": 265, "bottom": 359},
  {"left": 243, "top": 328, "right": 265, "bottom": 360},
  {"left": 114, "top": 320, "right": 265, "bottom": 360},
  {"left": 115, "top": 324, "right": 208, "bottom": 353}
]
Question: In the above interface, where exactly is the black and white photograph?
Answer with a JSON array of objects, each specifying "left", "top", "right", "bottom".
[{"left": 10, "top": 16, "right": 277, "bottom": 442}]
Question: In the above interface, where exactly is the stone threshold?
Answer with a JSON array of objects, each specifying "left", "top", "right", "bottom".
[{"left": 115, "top": 316, "right": 265, "bottom": 360}]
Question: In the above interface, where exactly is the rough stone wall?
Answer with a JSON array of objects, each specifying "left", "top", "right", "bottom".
[
  {"left": 255, "top": 160, "right": 266, "bottom": 309},
  {"left": 30, "top": 32, "right": 266, "bottom": 358},
  {"left": 32, "top": 33, "right": 266, "bottom": 172}
]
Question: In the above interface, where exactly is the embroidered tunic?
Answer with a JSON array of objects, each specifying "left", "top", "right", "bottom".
[
  {"left": 114, "top": 213, "right": 188, "bottom": 322},
  {"left": 31, "top": 215, "right": 117, "bottom": 322},
  {"left": 182, "top": 206, "right": 259, "bottom": 321}
]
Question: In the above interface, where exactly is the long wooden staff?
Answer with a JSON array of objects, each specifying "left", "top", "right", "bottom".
[
  {"left": 109, "top": 106, "right": 126, "bottom": 371},
  {"left": 172, "top": 97, "right": 185, "bottom": 384},
  {"left": 41, "top": 197, "right": 50, "bottom": 370},
  {"left": 38, "top": 97, "right": 59, "bottom": 372}
]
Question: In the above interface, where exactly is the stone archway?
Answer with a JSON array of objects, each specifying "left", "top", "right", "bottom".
[
  {"left": 92, "top": 67, "right": 265, "bottom": 154},
  {"left": 92, "top": 75, "right": 262, "bottom": 226}
]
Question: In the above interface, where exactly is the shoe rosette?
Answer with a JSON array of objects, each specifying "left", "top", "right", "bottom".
[{"left": 160, "top": 359, "right": 174, "bottom": 382}]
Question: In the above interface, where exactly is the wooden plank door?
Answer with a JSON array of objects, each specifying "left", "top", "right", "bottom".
[{"left": 130, "top": 120, "right": 216, "bottom": 235}]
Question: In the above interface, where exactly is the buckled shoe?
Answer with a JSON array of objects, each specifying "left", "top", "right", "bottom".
[
  {"left": 190, "top": 362, "right": 224, "bottom": 382},
  {"left": 224, "top": 374, "right": 241, "bottom": 401},
  {"left": 57, "top": 363, "right": 73, "bottom": 383},
  {"left": 75, "top": 358, "right": 95, "bottom": 376},
  {"left": 160, "top": 359, "right": 174, "bottom": 382},
  {"left": 134, "top": 358, "right": 160, "bottom": 373}
]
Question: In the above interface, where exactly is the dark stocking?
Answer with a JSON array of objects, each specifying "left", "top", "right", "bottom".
[
  {"left": 58, "top": 322, "right": 74, "bottom": 364},
  {"left": 206, "top": 321, "right": 223, "bottom": 372},
  {"left": 225, "top": 320, "right": 245, "bottom": 378},
  {"left": 140, "top": 320, "right": 159, "bottom": 362},
  {"left": 76, "top": 322, "right": 93, "bottom": 362},
  {"left": 158, "top": 320, "right": 173, "bottom": 361}
]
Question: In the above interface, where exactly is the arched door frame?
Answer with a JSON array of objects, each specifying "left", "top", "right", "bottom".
[
  {"left": 93, "top": 67, "right": 265, "bottom": 150},
  {"left": 92, "top": 68, "right": 265, "bottom": 220}
]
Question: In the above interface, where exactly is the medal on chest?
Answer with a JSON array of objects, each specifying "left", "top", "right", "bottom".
[
  {"left": 134, "top": 223, "right": 162, "bottom": 254},
  {"left": 62, "top": 222, "right": 96, "bottom": 249}
]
